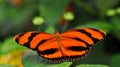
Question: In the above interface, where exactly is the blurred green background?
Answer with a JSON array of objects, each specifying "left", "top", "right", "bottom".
[{"left": 0, "top": 0, "right": 120, "bottom": 67}]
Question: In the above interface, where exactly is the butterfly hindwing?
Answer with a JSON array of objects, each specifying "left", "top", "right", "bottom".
[
  {"left": 38, "top": 39, "right": 64, "bottom": 63},
  {"left": 60, "top": 38, "right": 89, "bottom": 61},
  {"left": 37, "top": 37, "right": 89, "bottom": 63}
]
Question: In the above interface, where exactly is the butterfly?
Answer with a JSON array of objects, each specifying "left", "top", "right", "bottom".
[{"left": 14, "top": 28, "right": 106, "bottom": 63}]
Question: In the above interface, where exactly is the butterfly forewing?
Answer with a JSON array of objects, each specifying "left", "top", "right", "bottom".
[
  {"left": 14, "top": 28, "right": 106, "bottom": 63},
  {"left": 62, "top": 28, "right": 106, "bottom": 47},
  {"left": 14, "top": 32, "right": 53, "bottom": 50}
]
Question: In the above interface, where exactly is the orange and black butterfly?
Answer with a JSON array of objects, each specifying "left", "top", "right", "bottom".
[{"left": 14, "top": 28, "right": 106, "bottom": 63}]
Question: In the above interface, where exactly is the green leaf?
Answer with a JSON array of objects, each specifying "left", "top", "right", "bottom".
[
  {"left": 106, "top": 9, "right": 116, "bottom": 16},
  {"left": 39, "top": 0, "right": 69, "bottom": 26},
  {"left": 76, "top": 64, "right": 109, "bottom": 67},
  {"left": 22, "top": 50, "right": 72, "bottom": 67},
  {"left": 36, "top": 62, "right": 72, "bottom": 67},
  {"left": 75, "top": 21, "right": 111, "bottom": 33},
  {"left": 0, "top": 64, "right": 15, "bottom": 67},
  {"left": 111, "top": 17, "right": 120, "bottom": 40},
  {"left": 45, "top": 26, "right": 55, "bottom": 34},
  {"left": 110, "top": 54, "right": 120, "bottom": 67},
  {"left": 13, "top": 8, "right": 33, "bottom": 24},
  {"left": 73, "top": 0, "right": 95, "bottom": 15},
  {"left": 22, "top": 50, "right": 41, "bottom": 67},
  {"left": 94, "top": 0, "right": 119, "bottom": 19},
  {"left": 0, "top": 37, "right": 26, "bottom": 55}
]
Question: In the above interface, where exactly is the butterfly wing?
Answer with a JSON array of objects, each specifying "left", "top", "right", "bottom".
[
  {"left": 60, "top": 37, "right": 89, "bottom": 62},
  {"left": 14, "top": 31, "right": 54, "bottom": 50},
  {"left": 14, "top": 31, "right": 65, "bottom": 63},
  {"left": 14, "top": 28, "right": 106, "bottom": 63},
  {"left": 37, "top": 38, "right": 64, "bottom": 63},
  {"left": 59, "top": 28, "right": 106, "bottom": 61},
  {"left": 62, "top": 28, "right": 106, "bottom": 47},
  {"left": 38, "top": 37, "right": 89, "bottom": 63},
  {"left": 37, "top": 28, "right": 106, "bottom": 63}
]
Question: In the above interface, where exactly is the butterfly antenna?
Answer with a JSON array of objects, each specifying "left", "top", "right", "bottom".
[{"left": 42, "top": 16, "right": 59, "bottom": 33}]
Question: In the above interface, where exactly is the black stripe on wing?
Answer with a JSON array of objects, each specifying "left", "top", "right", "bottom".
[
  {"left": 73, "top": 38, "right": 92, "bottom": 47},
  {"left": 23, "top": 33, "right": 39, "bottom": 49},
  {"left": 88, "top": 28, "right": 105, "bottom": 37},
  {"left": 75, "top": 29, "right": 100, "bottom": 44},
  {"left": 38, "top": 48, "right": 59, "bottom": 55},
  {"left": 67, "top": 46, "right": 88, "bottom": 51},
  {"left": 34, "top": 39, "right": 48, "bottom": 50}
]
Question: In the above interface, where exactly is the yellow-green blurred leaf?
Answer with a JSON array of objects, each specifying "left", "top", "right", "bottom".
[
  {"left": 0, "top": 64, "right": 15, "bottom": 67},
  {"left": 1, "top": 37, "right": 26, "bottom": 55},
  {"left": 76, "top": 64, "right": 109, "bottom": 67}
]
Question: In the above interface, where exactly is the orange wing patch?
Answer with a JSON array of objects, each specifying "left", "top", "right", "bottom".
[{"left": 14, "top": 28, "right": 106, "bottom": 63}]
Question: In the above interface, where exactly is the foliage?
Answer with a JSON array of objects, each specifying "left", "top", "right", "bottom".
[
  {"left": 110, "top": 54, "right": 120, "bottom": 67},
  {"left": 76, "top": 64, "right": 109, "bottom": 67},
  {"left": 0, "top": 37, "right": 26, "bottom": 54},
  {"left": 0, "top": 37, "right": 26, "bottom": 67},
  {"left": 0, "top": 64, "right": 16, "bottom": 67}
]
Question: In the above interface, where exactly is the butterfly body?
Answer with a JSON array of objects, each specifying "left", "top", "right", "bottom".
[{"left": 14, "top": 28, "right": 106, "bottom": 63}]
